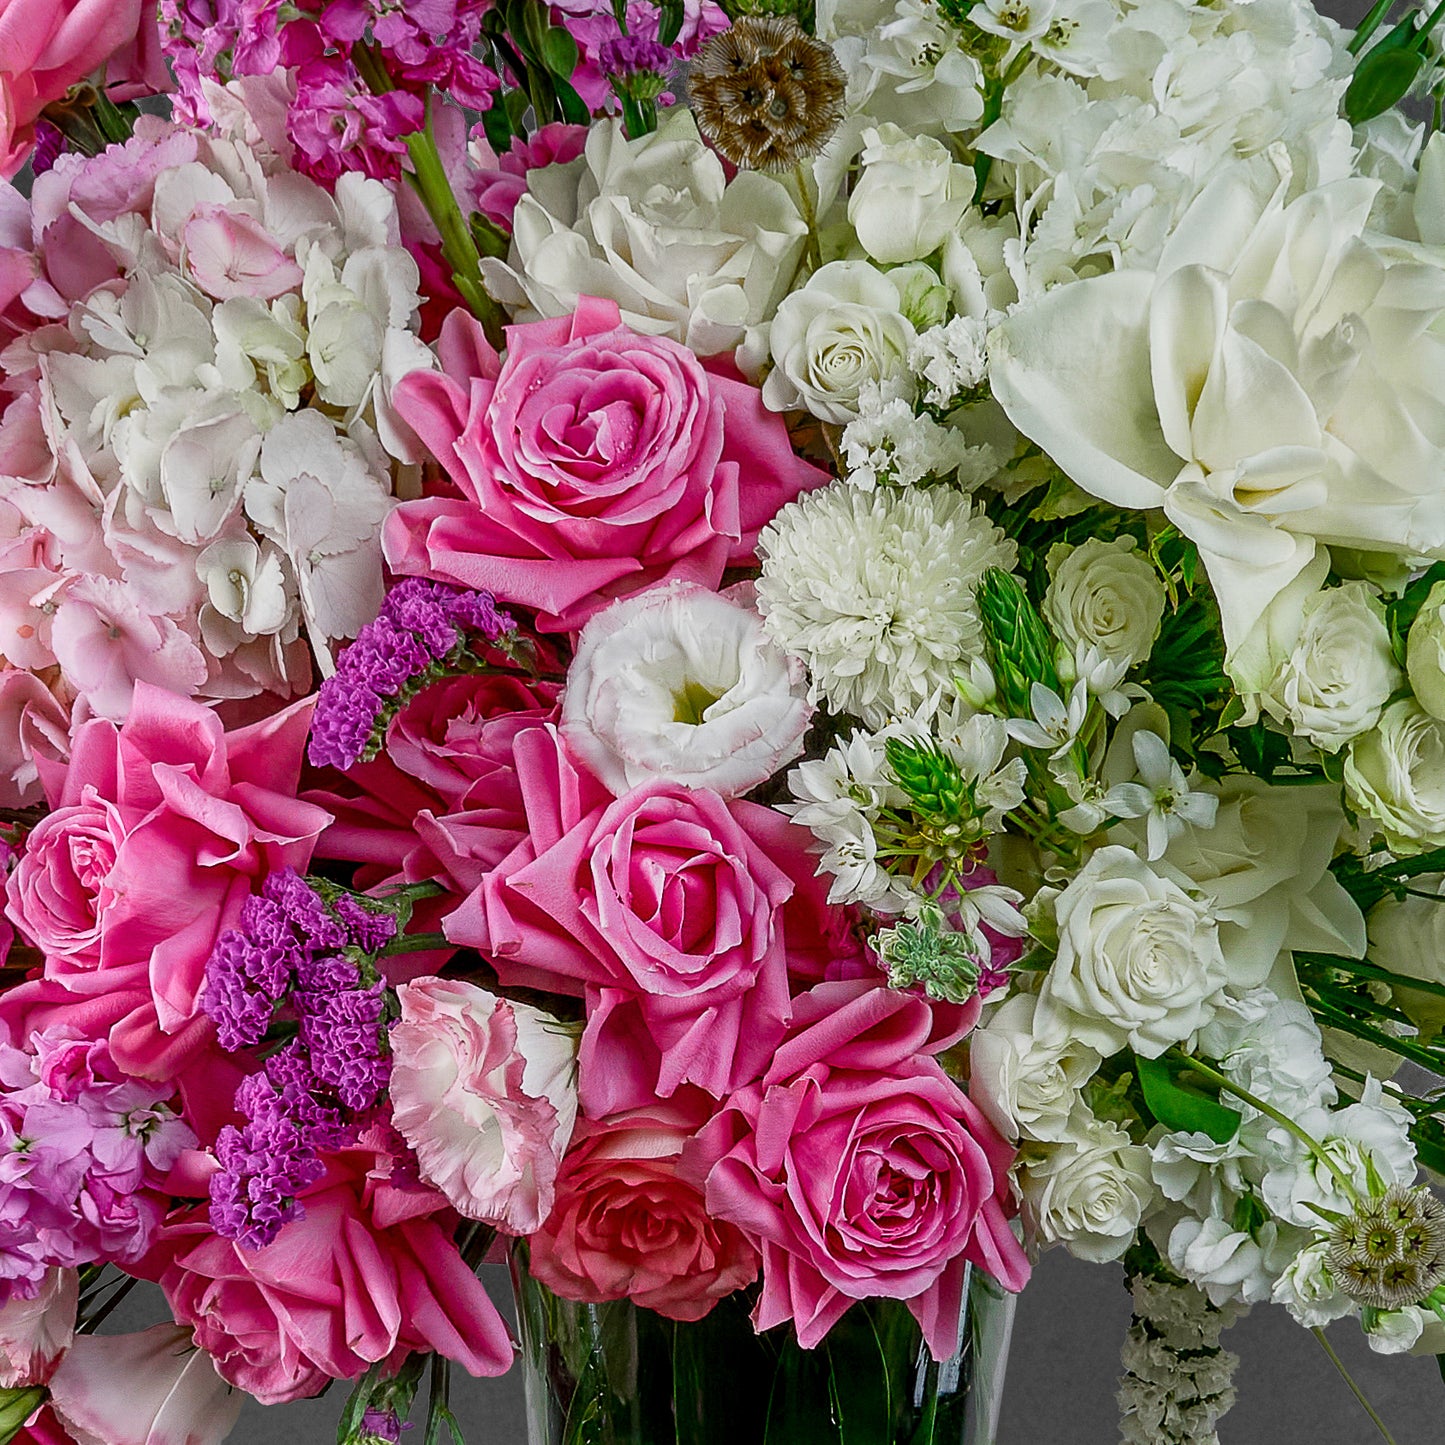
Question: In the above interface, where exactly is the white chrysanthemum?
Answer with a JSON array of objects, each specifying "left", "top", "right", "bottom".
[{"left": 756, "top": 482, "right": 1017, "bottom": 728}]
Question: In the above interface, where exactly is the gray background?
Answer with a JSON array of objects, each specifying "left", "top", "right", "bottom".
[{"left": 113, "top": 0, "right": 1445, "bottom": 1437}]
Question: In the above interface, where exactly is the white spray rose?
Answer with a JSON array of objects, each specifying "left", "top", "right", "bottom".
[
  {"left": 1043, "top": 536, "right": 1165, "bottom": 674},
  {"left": 560, "top": 582, "right": 812, "bottom": 800},
  {"left": 848, "top": 126, "right": 974, "bottom": 265},
  {"left": 762, "top": 260, "right": 918, "bottom": 424},
  {"left": 1020, "top": 1118, "right": 1156, "bottom": 1263},
  {"left": 1407, "top": 581, "right": 1445, "bottom": 720},
  {"left": 1345, "top": 699, "right": 1445, "bottom": 852},
  {"left": 1037, "top": 845, "right": 1228, "bottom": 1059}
]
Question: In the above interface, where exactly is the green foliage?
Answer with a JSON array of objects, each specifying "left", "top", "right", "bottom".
[
  {"left": 1134, "top": 1052, "right": 1243, "bottom": 1145},
  {"left": 1141, "top": 591, "right": 1229, "bottom": 759},
  {"left": 884, "top": 736, "right": 973, "bottom": 822},
  {"left": 1386, "top": 561, "right": 1445, "bottom": 665},
  {"left": 1343, "top": 0, "right": 1445, "bottom": 124}
]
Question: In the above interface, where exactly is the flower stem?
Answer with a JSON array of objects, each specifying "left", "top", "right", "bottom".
[
  {"left": 791, "top": 162, "right": 823, "bottom": 273},
  {"left": 381, "top": 931, "right": 452, "bottom": 957},
  {"left": 1310, "top": 1327, "right": 1398, "bottom": 1445},
  {"left": 1181, "top": 1054, "right": 1362, "bottom": 1207}
]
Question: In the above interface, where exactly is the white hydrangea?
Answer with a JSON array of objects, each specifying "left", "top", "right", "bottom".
[{"left": 756, "top": 481, "right": 1017, "bottom": 727}]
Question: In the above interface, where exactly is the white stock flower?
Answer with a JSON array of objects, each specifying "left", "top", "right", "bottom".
[
  {"left": 1037, "top": 844, "right": 1228, "bottom": 1059},
  {"left": 762, "top": 260, "right": 918, "bottom": 424},
  {"left": 1160, "top": 1213, "right": 1296, "bottom": 1307},
  {"left": 989, "top": 165, "right": 1445, "bottom": 658},
  {"left": 848, "top": 125, "right": 974, "bottom": 265},
  {"left": 1271, "top": 1241, "right": 1355, "bottom": 1329},
  {"left": 1407, "top": 581, "right": 1445, "bottom": 720},
  {"left": 560, "top": 582, "right": 811, "bottom": 800},
  {"left": 1345, "top": 699, "right": 1445, "bottom": 852},
  {"left": 756, "top": 481, "right": 1016, "bottom": 727},
  {"left": 969, "top": 991, "right": 1102, "bottom": 1142},
  {"left": 908, "top": 315, "right": 991, "bottom": 407},
  {"left": 1196, "top": 990, "right": 1337, "bottom": 1120},
  {"left": 481, "top": 110, "right": 808, "bottom": 356},
  {"left": 1020, "top": 1117, "right": 1157, "bottom": 1262},
  {"left": 1043, "top": 536, "right": 1165, "bottom": 675}
]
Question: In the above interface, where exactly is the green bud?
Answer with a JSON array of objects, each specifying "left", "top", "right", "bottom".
[
  {"left": 976, "top": 568, "right": 1062, "bottom": 716},
  {"left": 874, "top": 909, "right": 982, "bottom": 1004},
  {"left": 890, "top": 262, "right": 950, "bottom": 330}
]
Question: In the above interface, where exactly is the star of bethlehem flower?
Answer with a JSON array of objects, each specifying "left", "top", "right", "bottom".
[{"left": 1107, "top": 731, "right": 1219, "bottom": 861}]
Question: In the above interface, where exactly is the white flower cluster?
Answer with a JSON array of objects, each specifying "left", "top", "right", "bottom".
[{"left": 1117, "top": 1276, "right": 1241, "bottom": 1445}]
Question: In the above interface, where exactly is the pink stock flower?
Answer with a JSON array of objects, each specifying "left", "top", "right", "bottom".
[
  {"left": 390, "top": 977, "right": 579, "bottom": 1234},
  {"left": 470, "top": 122, "right": 589, "bottom": 231},
  {"left": 0, "top": 1267, "right": 76, "bottom": 1387},
  {"left": 683, "top": 980, "right": 1030, "bottom": 1357},
  {"left": 142, "top": 1132, "right": 515, "bottom": 1404},
  {"left": 447, "top": 727, "right": 849, "bottom": 1117},
  {"left": 3, "top": 684, "right": 329, "bottom": 1080},
  {"left": 47, "top": 1325, "right": 241, "bottom": 1445},
  {"left": 384, "top": 298, "right": 828, "bottom": 632},
  {"left": 529, "top": 1099, "right": 759, "bottom": 1322}
]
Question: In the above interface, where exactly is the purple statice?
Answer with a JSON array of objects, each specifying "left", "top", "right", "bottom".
[
  {"left": 263, "top": 869, "right": 349, "bottom": 951},
  {"left": 258, "top": 1046, "right": 353, "bottom": 1152},
  {"left": 385, "top": 579, "right": 460, "bottom": 657},
  {"left": 288, "top": 57, "right": 425, "bottom": 185},
  {"left": 203, "top": 898, "right": 303, "bottom": 1051},
  {"left": 209, "top": 1113, "right": 326, "bottom": 1249},
  {"left": 307, "top": 673, "right": 384, "bottom": 771},
  {"left": 30, "top": 121, "right": 64, "bottom": 177},
  {"left": 298, "top": 988, "right": 392, "bottom": 1112},
  {"left": 600, "top": 34, "right": 675, "bottom": 80},
  {"left": 345, "top": 618, "right": 433, "bottom": 696},
  {"left": 335, "top": 895, "right": 399, "bottom": 953}
]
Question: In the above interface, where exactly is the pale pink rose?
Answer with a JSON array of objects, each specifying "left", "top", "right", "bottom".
[
  {"left": 391, "top": 977, "right": 579, "bottom": 1234},
  {"left": 48, "top": 1325, "right": 241, "bottom": 1445},
  {"left": 3, "top": 683, "right": 329, "bottom": 1079},
  {"left": 683, "top": 980, "right": 1030, "bottom": 1357},
  {"left": 561, "top": 581, "right": 811, "bottom": 799},
  {"left": 384, "top": 298, "right": 828, "bottom": 632},
  {"left": 0, "top": 669, "right": 70, "bottom": 808},
  {"left": 0, "top": 1267, "right": 76, "bottom": 1388},
  {"left": 141, "top": 1132, "right": 514, "bottom": 1404},
  {"left": 530, "top": 1099, "right": 759, "bottom": 1322},
  {"left": 182, "top": 206, "right": 305, "bottom": 302}
]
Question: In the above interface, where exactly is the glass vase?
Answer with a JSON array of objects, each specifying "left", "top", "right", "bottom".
[{"left": 509, "top": 1245, "right": 1016, "bottom": 1445}]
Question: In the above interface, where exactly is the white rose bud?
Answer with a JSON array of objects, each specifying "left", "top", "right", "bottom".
[
  {"left": 848, "top": 126, "right": 974, "bottom": 266},
  {"left": 1345, "top": 699, "right": 1445, "bottom": 852},
  {"left": 1020, "top": 1118, "right": 1156, "bottom": 1263},
  {"left": 1043, "top": 537, "right": 1165, "bottom": 673},
  {"left": 1036, "top": 845, "right": 1227, "bottom": 1059},
  {"left": 1407, "top": 580, "right": 1445, "bottom": 719},
  {"left": 762, "top": 260, "right": 917, "bottom": 424}
]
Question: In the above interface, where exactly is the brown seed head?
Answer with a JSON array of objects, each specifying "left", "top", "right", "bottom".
[
  {"left": 689, "top": 16, "right": 846, "bottom": 172},
  {"left": 1327, "top": 1185, "right": 1445, "bottom": 1310}
]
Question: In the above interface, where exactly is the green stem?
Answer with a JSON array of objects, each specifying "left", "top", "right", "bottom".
[
  {"left": 381, "top": 931, "right": 452, "bottom": 957},
  {"left": 1349, "top": 0, "right": 1398, "bottom": 52},
  {"left": 1310, "top": 1327, "right": 1398, "bottom": 1445},
  {"left": 1181, "top": 1054, "right": 1362, "bottom": 1207},
  {"left": 1410, "top": 0, "right": 1445, "bottom": 49},
  {"left": 791, "top": 162, "right": 823, "bottom": 274},
  {"left": 1306, "top": 997, "right": 1445, "bottom": 1075}
]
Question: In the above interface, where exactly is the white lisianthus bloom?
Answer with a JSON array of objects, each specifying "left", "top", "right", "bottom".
[
  {"left": 481, "top": 110, "right": 808, "bottom": 357},
  {"left": 1407, "top": 581, "right": 1445, "bottom": 720},
  {"left": 969, "top": 992, "right": 1102, "bottom": 1143},
  {"left": 989, "top": 162, "right": 1445, "bottom": 657},
  {"left": 1271, "top": 1241, "right": 1355, "bottom": 1329},
  {"left": 1043, "top": 537, "right": 1165, "bottom": 674},
  {"left": 1036, "top": 845, "right": 1227, "bottom": 1059},
  {"left": 1345, "top": 699, "right": 1445, "bottom": 852},
  {"left": 1020, "top": 1117, "right": 1157, "bottom": 1263},
  {"left": 762, "top": 260, "right": 918, "bottom": 424},
  {"left": 756, "top": 481, "right": 1016, "bottom": 727},
  {"left": 560, "top": 582, "right": 811, "bottom": 800},
  {"left": 848, "top": 125, "right": 975, "bottom": 265}
]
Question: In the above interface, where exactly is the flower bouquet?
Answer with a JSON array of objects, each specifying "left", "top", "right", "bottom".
[{"left": 0, "top": 0, "right": 1442, "bottom": 1440}]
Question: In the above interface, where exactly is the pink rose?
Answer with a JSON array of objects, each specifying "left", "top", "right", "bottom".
[
  {"left": 141, "top": 1134, "right": 514, "bottom": 1404},
  {"left": 384, "top": 298, "right": 828, "bottom": 632},
  {"left": 0, "top": 0, "right": 152, "bottom": 177},
  {"left": 3, "top": 683, "right": 330, "bottom": 1078},
  {"left": 48, "top": 1326, "right": 240, "bottom": 1445},
  {"left": 449, "top": 727, "right": 826, "bottom": 1116},
  {"left": 683, "top": 981, "right": 1030, "bottom": 1357},
  {"left": 529, "top": 1099, "right": 759, "bottom": 1322},
  {"left": 391, "top": 978, "right": 579, "bottom": 1235},
  {"left": 0, "top": 1267, "right": 75, "bottom": 1387}
]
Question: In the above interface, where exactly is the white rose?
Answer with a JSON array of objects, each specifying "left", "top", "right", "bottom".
[
  {"left": 481, "top": 110, "right": 808, "bottom": 357},
  {"left": 1270, "top": 1241, "right": 1355, "bottom": 1329},
  {"left": 848, "top": 126, "right": 974, "bottom": 265},
  {"left": 1043, "top": 537, "right": 1165, "bottom": 673},
  {"left": 1020, "top": 1118, "right": 1156, "bottom": 1263},
  {"left": 1345, "top": 699, "right": 1445, "bottom": 852},
  {"left": 1407, "top": 581, "right": 1445, "bottom": 720},
  {"left": 762, "top": 260, "right": 918, "bottom": 424},
  {"left": 560, "top": 581, "right": 812, "bottom": 800},
  {"left": 969, "top": 992, "right": 1102, "bottom": 1143},
  {"left": 1037, "top": 845, "right": 1228, "bottom": 1059},
  {"left": 1368, "top": 875, "right": 1445, "bottom": 1036}
]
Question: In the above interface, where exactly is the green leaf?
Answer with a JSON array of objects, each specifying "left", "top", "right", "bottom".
[
  {"left": 539, "top": 25, "right": 580, "bottom": 77},
  {"left": 658, "top": 0, "right": 686, "bottom": 45},
  {"left": 553, "top": 74, "right": 592, "bottom": 125},
  {"left": 1345, "top": 43, "right": 1426, "bottom": 124},
  {"left": 477, "top": 100, "right": 516, "bottom": 159},
  {"left": 1436, "top": 1351, "right": 1445, "bottom": 1389},
  {"left": 1135, "top": 1053, "right": 1242, "bottom": 1144}
]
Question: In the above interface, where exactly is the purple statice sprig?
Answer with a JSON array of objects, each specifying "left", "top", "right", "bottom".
[{"left": 308, "top": 580, "right": 519, "bottom": 773}]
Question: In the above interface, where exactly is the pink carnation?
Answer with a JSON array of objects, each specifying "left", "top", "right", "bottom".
[
  {"left": 384, "top": 297, "right": 828, "bottom": 632},
  {"left": 141, "top": 1132, "right": 515, "bottom": 1404},
  {"left": 529, "top": 1099, "right": 759, "bottom": 1322},
  {"left": 3, "top": 683, "right": 329, "bottom": 1079},
  {"left": 683, "top": 980, "right": 1030, "bottom": 1357},
  {"left": 390, "top": 977, "right": 578, "bottom": 1234}
]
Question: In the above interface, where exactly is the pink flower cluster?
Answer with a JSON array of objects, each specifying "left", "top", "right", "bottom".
[{"left": 0, "top": 1025, "right": 195, "bottom": 1299}]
